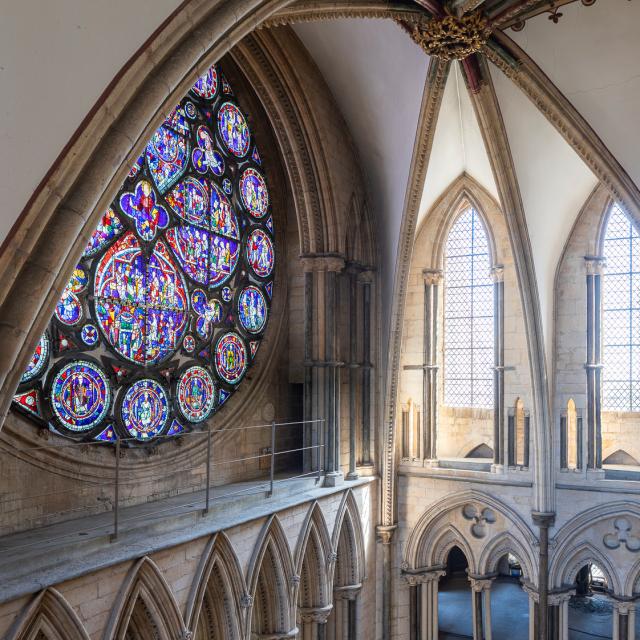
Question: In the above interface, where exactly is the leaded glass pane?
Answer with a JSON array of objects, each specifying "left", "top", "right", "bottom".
[
  {"left": 603, "top": 203, "right": 640, "bottom": 411},
  {"left": 443, "top": 207, "right": 494, "bottom": 408}
]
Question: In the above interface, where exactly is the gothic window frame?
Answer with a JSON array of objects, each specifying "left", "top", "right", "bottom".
[
  {"left": 440, "top": 201, "right": 498, "bottom": 411},
  {"left": 12, "top": 63, "right": 276, "bottom": 447}
]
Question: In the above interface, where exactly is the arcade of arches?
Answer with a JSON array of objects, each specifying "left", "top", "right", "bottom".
[{"left": 3, "top": 1, "right": 640, "bottom": 639}]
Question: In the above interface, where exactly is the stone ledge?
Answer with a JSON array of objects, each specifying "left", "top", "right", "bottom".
[{"left": 0, "top": 474, "right": 375, "bottom": 604}]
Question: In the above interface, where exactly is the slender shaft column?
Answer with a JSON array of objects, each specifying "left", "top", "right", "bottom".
[
  {"left": 423, "top": 269, "right": 442, "bottom": 461},
  {"left": 469, "top": 576, "right": 495, "bottom": 640},
  {"left": 533, "top": 512, "right": 555, "bottom": 640},
  {"left": 524, "top": 587, "right": 538, "bottom": 640},
  {"left": 548, "top": 590, "right": 574, "bottom": 640},
  {"left": 585, "top": 257, "right": 605, "bottom": 470},
  {"left": 613, "top": 599, "right": 636, "bottom": 640},
  {"left": 359, "top": 270, "right": 374, "bottom": 467},
  {"left": 492, "top": 265, "right": 505, "bottom": 469},
  {"left": 403, "top": 569, "right": 446, "bottom": 640},
  {"left": 299, "top": 605, "right": 333, "bottom": 640},
  {"left": 303, "top": 270, "right": 316, "bottom": 472},
  {"left": 303, "top": 256, "right": 346, "bottom": 486},
  {"left": 347, "top": 264, "right": 359, "bottom": 479},
  {"left": 333, "top": 584, "right": 361, "bottom": 640},
  {"left": 377, "top": 525, "right": 396, "bottom": 640}
]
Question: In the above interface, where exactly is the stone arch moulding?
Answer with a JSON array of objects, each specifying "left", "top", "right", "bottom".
[
  {"left": 0, "top": 0, "right": 381, "bottom": 435},
  {"left": 294, "top": 501, "right": 334, "bottom": 609},
  {"left": 332, "top": 489, "right": 366, "bottom": 588},
  {"left": 403, "top": 489, "right": 537, "bottom": 573},
  {"left": 427, "top": 523, "right": 477, "bottom": 574},
  {"left": 425, "top": 173, "right": 501, "bottom": 271},
  {"left": 185, "top": 532, "right": 246, "bottom": 640},
  {"left": 478, "top": 530, "right": 537, "bottom": 584},
  {"left": 246, "top": 514, "right": 297, "bottom": 638},
  {"left": 6, "top": 588, "right": 90, "bottom": 640},
  {"left": 550, "top": 501, "right": 640, "bottom": 596},
  {"left": 102, "top": 556, "right": 186, "bottom": 640},
  {"left": 553, "top": 541, "right": 621, "bottom": 596}
]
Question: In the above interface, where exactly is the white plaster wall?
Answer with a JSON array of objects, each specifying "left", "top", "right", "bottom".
[{"left": 0, "top": 0, "right": 181, "bottom": 244}]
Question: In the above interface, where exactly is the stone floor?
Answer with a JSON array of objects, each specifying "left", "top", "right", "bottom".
[{"left": 437, "top": 579, "right": 633, "bottom": 639}]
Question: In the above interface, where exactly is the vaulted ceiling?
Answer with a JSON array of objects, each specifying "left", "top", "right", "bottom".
[{"left": 2, "top": 0, "right": 639, "bottom": 382}]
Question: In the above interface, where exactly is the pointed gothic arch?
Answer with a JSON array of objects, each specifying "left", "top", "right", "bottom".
[
  {"left": 7, "top": 588, "right": 89, "bottom": 640},
  {"left": 185, "top": 532, "right": 246, "bottom": 640},
  {"left": 295, "top": 502, "right": 333, "bottom": 609},
  {"left": 332, "top": 490, "right": 365, "bottom": 590},
  {"left": 103, "top": 557, "right": 186, "bottom": 640},
  {"left": 246, "top": 515, "right": 297, "bottom": 638}
]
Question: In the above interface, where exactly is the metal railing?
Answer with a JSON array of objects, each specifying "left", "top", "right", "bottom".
[{"left": 0, "top": 418, "right": 325, "bottom": 549}]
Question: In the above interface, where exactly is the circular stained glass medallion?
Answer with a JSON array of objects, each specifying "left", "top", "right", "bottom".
[
  {"left": 94, "top": 233, "right": 188, "bottom": 364},
  {"left": 121, "top": 379, "right": 169, "bottom": 440},
  {"left": 238, "top": 286, "right": 267, "bottom": 334},
  {"left": 183, "top": 335, "right": 195, "bottom": 353},
  {"left": 185, "top": 102, "right": 197, "bottom": 119},
  {"left": 246, "top": 229, "right": 274, "bottom": 279},
  {"left": 51, "top": 361, "right": 111, "bottom": 432},
  {"left": 217, "top": 102, "right": 250, "bottom": 158},
  {"left": 215, "top": 333, "right": 247, "bottom": 384},
  {"left": 177, "top": 366, "right": 216, "bottom": 422},
  {"left": 192, "top": 66, "right": 218, "bottom": 100},
  {"left": 81, "top": 324, "right": 99, "bottom": 347},
  {"left": 21, "top": 333, "right": 50, "bottom": 384},
  {"left": 240, "top": 168, "right": 269, "bottom": 219}
]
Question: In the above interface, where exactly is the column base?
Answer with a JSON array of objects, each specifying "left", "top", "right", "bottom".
[
  {"left": 586, "top": 468, "right": 606, "bottom": 481},
  {"left": 346, "top": 471, "right": 360, "bottom": 480},
  {"left": 491, "top": 464, "right": 505, "bottom": 474},
  {"left": 424, "top": 458, "right": 439, "bottom": 468},
  {"left": 324, "top": 471, "right": 345, "bottom": 487}
]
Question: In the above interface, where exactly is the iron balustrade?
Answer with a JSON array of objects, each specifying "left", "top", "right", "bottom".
[{"left": 0, "top": 418, "right": 326, "bottom": 547}]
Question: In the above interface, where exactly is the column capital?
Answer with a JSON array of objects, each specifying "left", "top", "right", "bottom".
[
  {"left": 401, "top": 567, "right": 446, "bottom": 586},
  {"left": 548, "top": 589, "right": 575, "bottom": 606},
  {"left": 300, "top": 254, "right": 346, "bottom": 273},
  {"left": 468, "top": 574, "right": 496, "bottom": 592},
  {"left": 299, "top": 604, "right": 333, "bottom": 624},
  {"left": 254, "top": 630, "right": 299, "bottom": 640},
  {"left": 334, "top": 583, "right": 362, "bottom": 601},
  {"left": 357, "top": 268, "right": 376, "bottom": 283},
  {"left": 376, "top": 524, "right": 397, "bottom": 544},
  {"left": 612, "top": 597, "right": 638, "bottom": 615},
  {"left": 491, "top": 264, "right": 505, "bottom": 283},
  {"left": 531, "top": 511, "right": 556, "bottom": 528},
  {"left": 584, "top": 255, "right": 606, "bottom": 275},
  {"left": 422, "top": 268, "right": 443, "bottom": 285}
]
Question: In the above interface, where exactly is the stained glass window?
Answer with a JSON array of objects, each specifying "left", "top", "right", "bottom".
[
  {"left": 602, "top": 203, "right": 640, "bottom": 411},
  {"left": 443, "top": 207, "right": 494, "bottom": 408},
  {"left": 13, "top": 64, "right": 275, "bottom": 445}
]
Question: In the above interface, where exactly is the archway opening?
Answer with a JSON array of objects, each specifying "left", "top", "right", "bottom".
[
  {"left": 568, "top": 563, "right": 612, "bottom": 640},
  {"left": 195, "top": 559, "right": 240, "bottom": 640},
  {"left": 438, "top": 546, "right": 473, "bottom": 639},
  {"left": 124, "top": 596, "right": 158, "bottom": 640},
  {"left": 489, "top": 553, "right": 529, "bottom": 640}
]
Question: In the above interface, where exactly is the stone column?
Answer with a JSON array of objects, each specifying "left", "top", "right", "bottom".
[
  {"left": 403, "top": 569, "right": 446, "bottom": 640},
  {"left": 548, "top": 590, "right": 574, "bottom": 640},
  {"left": 492, "top": 265, "right": 505, "bottom": 470},
  {"left": 359, "top": 270, "right": 374, "bottom": 467},
  {"left": 302, "top": 256, "right": 346, "bottom": 486},
  {"left": 299, "top": 605, "right": 333, "bottom": 640},
  {"left": 533, "top": 511, "right": 555, "bottom": 640},
  {"left": 585, "top": 256, "right": 605, "bottom": 470},
  {"left": 469, "top": 576, "right": 495, "bottom": 640},
  {"left": 346, "top": 264, "right": 360, "bottom": 480},
  {"left": 377, "top": 525, "right": 396, "bottom": 640},
  {"left": 303, "top": 269, "right": 316, "bottom": 473},
  {"left": 523, "top": 585, "right": 538, "bottom": 640},
  {"left": 333, "top": 584, "right": 361, "bottom": 640},
  {"left": 422, "top": 269, "right": 442, "bottom": 462},
  {"left": 613, "top": 599, "right": 636, "bottom": 640}
]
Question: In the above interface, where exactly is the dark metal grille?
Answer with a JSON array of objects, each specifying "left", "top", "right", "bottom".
[
  {"left": 603, "top": 203, "right": 640, "bottom": 411},
  {"left": 444, "top": 207, "right": 494, "bottom": 408}
]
